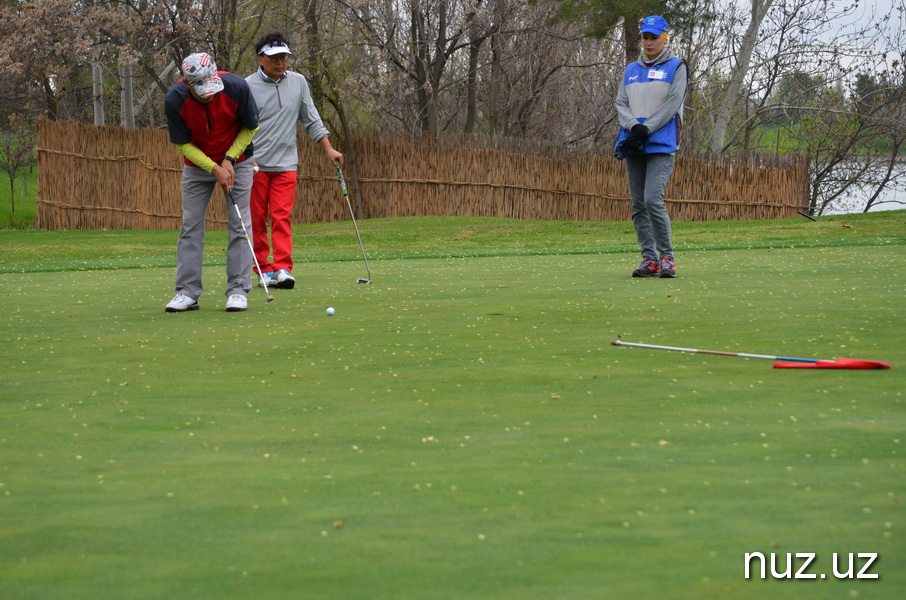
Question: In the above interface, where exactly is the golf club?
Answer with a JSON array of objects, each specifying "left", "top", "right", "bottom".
[
  {"left": 335, "top": 161, "right": 372, "bottom": 284},
  {"left": 227, "top": 188, "right": 274, "bottom": 303},
  {"left": 611, "top": 340, "right": 890, "bottom": 370},
  {"left": 797, "top": 210, "right": 818, "bottom": 221}
]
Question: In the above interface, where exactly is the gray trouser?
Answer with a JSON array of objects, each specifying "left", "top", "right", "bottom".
[
  {"left": 175, "top": 161, "right": 254, "bottom": 299},
  {"left": 624, "top": 153, "right": 675, "bottom": 261}
]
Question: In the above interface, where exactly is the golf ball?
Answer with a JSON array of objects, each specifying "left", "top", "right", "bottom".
[{"left": 326, "top": 307, "right": 335, "bottom": 316}]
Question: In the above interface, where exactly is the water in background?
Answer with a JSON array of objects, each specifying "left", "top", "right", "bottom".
[{"left": 827, "top": 182, "right": 905, "bottom": 215}]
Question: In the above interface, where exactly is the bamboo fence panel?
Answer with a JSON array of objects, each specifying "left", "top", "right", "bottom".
[
  {"left": 36, "top": 117, "right": 230, "bottom": 230},
  {"left": 36, "top": 118, "right": 809, "bottom": 230}
]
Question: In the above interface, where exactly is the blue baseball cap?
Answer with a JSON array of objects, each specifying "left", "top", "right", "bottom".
[{"left": 640, "top": 15, "right": 669, "bottom": 36}]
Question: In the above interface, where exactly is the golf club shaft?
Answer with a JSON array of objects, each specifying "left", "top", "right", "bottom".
[
  {"left": 335, "top": 163, "right": 372, "bottom": 281},
  {"left": 611, "top": 340, "right": 818, "bottom": 363},
  {"left": 227, "top": 189, "right": 272, "bottom": 300}
]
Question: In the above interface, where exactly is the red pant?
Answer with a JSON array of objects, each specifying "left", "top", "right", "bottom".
[{"left": 250, "top": 170, "right": 296, "bottom": 273}]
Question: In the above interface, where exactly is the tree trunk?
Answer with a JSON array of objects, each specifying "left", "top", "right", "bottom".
[
  {"left": 93, "top": 62, "right": 105, "bottom": 126},
  {"left": 709, "top": 0, "right": 774, "bottom": 157},
  {"left": 488, "top": 0, "right": 506, "bottom": 139},
  {"left": 305, "top": 0, "right": 325, "bottom": 106},
  {"left": 42, "top": 77, "right": 58, "bottom": 121},
  {"left": 623, "top": 17, "right": 640, "bottom": 64},
  {"left": 305, "top": 0, "right": 360, "bottom": 218},
  {"left": 119, "top": 65, "right": 135, "bottom": 128},
  {"left": 7, "top": 177, "right": 15, "bottom": 217},
  {"left": 464, "top": 29, "right": 482, "bottom": 133}
]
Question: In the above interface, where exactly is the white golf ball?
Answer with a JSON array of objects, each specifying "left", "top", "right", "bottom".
[{"left": 326, "top": 307, "right": 335, "bottom": 316}]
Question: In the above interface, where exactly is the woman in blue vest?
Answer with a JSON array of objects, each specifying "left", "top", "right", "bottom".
[{"left": 614, "top": 15, "right": 687, "bottom": 278}]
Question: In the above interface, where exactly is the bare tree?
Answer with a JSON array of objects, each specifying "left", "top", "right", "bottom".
[
  {"left": 489, "top": 3, "right": 614, "bottom": 141},
  {"left": 298, "top": 0, "right": 366, "bottom": 215},
  {"left": 707, "top": 0, "right": 774, "bottom": 157},
  {"left": 804, "top": 71, "right": 906, "bottom": 214},
  {"left": 340, "top": 0, "right": 483, "bottom": 134}
]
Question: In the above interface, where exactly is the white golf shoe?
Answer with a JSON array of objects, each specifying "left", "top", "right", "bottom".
[
  {"left": 165, "top": 293, "right": 199, "bottom": 312},
  {"left": 225, "top": 294, "right": 248, "bottom": 312},
  {"left": 274, "top": 269, "right": 295, "bottom": 289}
]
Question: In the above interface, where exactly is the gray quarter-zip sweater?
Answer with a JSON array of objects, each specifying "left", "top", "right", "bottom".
[{"left": 245, "top": 68, "right": 329, "bottom": 171}]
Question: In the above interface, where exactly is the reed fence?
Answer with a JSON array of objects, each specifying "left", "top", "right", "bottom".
[{"left": 35, "top": 117, "right": 809, "bottom": 230}]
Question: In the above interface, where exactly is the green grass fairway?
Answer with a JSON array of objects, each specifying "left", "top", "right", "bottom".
[{"left": 1, "top": 214, "right": 904, "bottom": 599}]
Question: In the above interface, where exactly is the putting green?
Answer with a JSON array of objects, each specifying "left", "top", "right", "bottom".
[{"left": 1, "top": 226, "right": 904, "bottom": 599}]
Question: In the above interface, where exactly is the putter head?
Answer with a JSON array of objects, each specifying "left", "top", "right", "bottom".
[
  {"left": 266, "top": 295, "right": 275, "bottom": 302},
  {"left": 356, "top": 278, "right": 372, "bottom": 285}
]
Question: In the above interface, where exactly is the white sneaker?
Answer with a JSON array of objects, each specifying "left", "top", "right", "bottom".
[
  {"left": 225, "top": 294, "right": 248, "bottom": 312},
  {"left": 165, "top": 293, "right": 198, "bottom": 312},
  {"left": 274, "top": 269, "right": 295, "bottom": 289},
  {"left": 258, "top": 271, "right": 275, "bottom": 288}
]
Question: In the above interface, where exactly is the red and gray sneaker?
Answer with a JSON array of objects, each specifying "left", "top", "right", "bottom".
[
  {"left": 632, "top": 259, "right": 661, "bottom": 277},
  {"left": 659, "top": 256, "right": 676, "bottom": 278}
]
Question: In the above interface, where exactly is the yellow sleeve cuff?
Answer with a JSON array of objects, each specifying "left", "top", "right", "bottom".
[{"left": 174, "top": 143, "right": 217, "bottom": 173}]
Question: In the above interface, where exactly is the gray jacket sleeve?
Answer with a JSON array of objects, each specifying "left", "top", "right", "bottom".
[
  {"left": 615, "top": 82, "right": 637, "bottom": 131},
  {"left": 297, "top": 76, "right": 329, "bottom": 142}
]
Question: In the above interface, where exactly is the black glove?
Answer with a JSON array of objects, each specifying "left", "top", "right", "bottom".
[
  {"left": 624, "top": 124, "right": 650, "bottom": 152},
  {"left": 631, "top": 124, "right": 650, "bottom": 141}
]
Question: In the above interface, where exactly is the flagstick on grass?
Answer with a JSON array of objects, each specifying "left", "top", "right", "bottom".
[{"left": 611, "top": 339, "right": 891, "bottom": 369}]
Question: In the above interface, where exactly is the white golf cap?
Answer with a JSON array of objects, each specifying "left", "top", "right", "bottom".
[
  {"left": 181, "top": 53, "right": 223, "bottom": 99},
  {"left": 258, "top": 41, "right": 293, "bottom": 56}
]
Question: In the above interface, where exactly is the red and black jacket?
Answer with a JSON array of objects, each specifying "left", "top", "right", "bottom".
[{"left": 164, "top": 71, "right": 259, "bottom": 167}]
